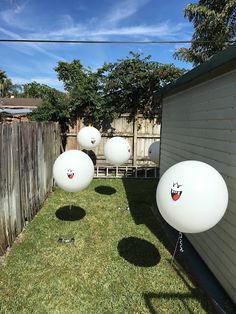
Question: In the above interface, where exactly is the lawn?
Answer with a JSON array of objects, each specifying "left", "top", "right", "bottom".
[{"left": 0, "top": 179, "right": 215, "bottom": 313}]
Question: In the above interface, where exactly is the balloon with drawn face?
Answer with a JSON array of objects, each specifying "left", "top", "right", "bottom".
[
  {"left": 148, "top": 141, "right": 160, "bottom": 164},
  {"left": 156, "top": 160, "right": 228, "bottom": 233},
  {"left": 77, "top": 126, "right": 101, "bottom": 150},
  {"left": 104, "top": 137, "right": 131, "bottom": 166},
  {"left": 171, "top": 182, "right": 183, "bottom": 201},
  {"left": 53, "top": 150, "right": 94, "bottom": 192},
  {"left": 67, "top": 169, "right": 74, "bottom": 180}
]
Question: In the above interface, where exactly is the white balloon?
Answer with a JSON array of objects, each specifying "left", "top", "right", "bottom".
[
  {"left": 104, "top": 137, "right": 131, "bottom": 166},
  {"left": 148, "top": 141, "right": 160, "bottom": 163},
  {"left": 77, "top": 126, "right": 101, "bottom": 150},
  {"left": 156, "top": 160, "right": 228, "bottom": 233},
  {"left": 53, "top": 150, "right": 94, "bottom": 192}
]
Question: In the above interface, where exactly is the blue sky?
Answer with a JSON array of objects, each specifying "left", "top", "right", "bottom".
[{"left": 0, "top": 0, "right": 195, "bottom": 91}]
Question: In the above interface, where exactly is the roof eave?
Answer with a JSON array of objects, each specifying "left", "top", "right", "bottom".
[{"left": 156, "top": 43, "right": 236, "bottom": 98}]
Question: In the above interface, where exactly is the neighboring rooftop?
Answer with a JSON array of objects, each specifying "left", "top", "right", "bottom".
[{"left": 0, "top": 97, "right": 42, "bottom": 109}]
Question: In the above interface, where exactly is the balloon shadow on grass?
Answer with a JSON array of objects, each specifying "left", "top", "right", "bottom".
[
  {"left": 118, "top": 237, "right": 161, "bottom": 267},
  {"left": 55, "top": 206, "right": 86, "bottom": 221},
  {"left": 95, "top": 185, "right": 117, "bottom": 195}
]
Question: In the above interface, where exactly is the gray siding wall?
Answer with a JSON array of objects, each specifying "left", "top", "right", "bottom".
[{"left": 160, "top": 69, "right": 236, "bottom": 303}]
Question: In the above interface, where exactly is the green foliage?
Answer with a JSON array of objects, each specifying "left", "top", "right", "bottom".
[
  {"left": 55, "top": 60, "right": 85, "bottom": 91},
  {"left": 55, "top": 60, "right": 112, "bottom": 129},
  {"left": 0, "top": 69, "right": 25, "bottom": 97},
  {"left": 9, "top": 84, "right": 23, "bottom": 97},
  {"left": 29, "top": 83, "right": 70, "bottom": 135},
  {"left": 100, "top": 52, "right": 186, "bottom": 120},
  {"left": 0, "top": 69, "right": 7, "bottom": 82},
  {"left": 2, "top": 53, "right": 186, "bottom": 129},
  {"left": 55, "top": 52, "right": 186, "bottom": 128},
  {"left": 0, "top": 78, "right": 13, "bottom": 97},
  {"left": 0, "top": 69, "right": 14, "bottom": 97},
  {"left": 30, "top": 94, "right": 69, "bottom": 124},
  {"left": 174, "top": 0, "right": 236, "bottom": 65},
  {"left": 23, "top": 81, "right": 63, "bottom": 99}
]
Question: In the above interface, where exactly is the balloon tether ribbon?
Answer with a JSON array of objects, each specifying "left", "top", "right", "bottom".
[
  {"left": 57, "top": 193, "right": 75, "bottom": 244},
  {"left": 171, "top": 231, "right": 184, "bottom": 266},
  {"left": 69, "top": 203, "right": 72, "bottom": 220}
]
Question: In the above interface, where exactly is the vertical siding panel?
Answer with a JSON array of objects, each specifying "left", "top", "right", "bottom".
[{"left": 160, "top": 69, "right": 236, "bottom": 303}]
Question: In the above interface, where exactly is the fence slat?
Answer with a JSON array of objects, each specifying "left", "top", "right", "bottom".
[
  {"left": 0, "top": 122, "right": 60, "bottom": 254},
  {"left": 66, "top": 114, "right": 161, "bottom": 166}
]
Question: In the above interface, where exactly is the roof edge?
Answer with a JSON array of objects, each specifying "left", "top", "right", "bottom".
[{"left": 156, "top": 43, "right": 236, "bottom": 98}]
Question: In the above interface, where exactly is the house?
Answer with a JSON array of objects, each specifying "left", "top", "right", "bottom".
[
  {"left": 157, "top": 43, "right": 236, "bottom": 304},
  {"left": 0, "top": 97, "right": 42, "bottom": 122}
]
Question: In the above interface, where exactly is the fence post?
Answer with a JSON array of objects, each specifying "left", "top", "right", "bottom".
[{"left": 132, "top": 115, "right": 138, "bottom": 166}]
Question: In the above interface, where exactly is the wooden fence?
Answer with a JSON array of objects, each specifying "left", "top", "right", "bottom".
[
  {"left": 66, "top": 114, "right": 161, "bottom": 166},
  {"left": 0, "top": 122, "right": 60, "bottom": 254}
]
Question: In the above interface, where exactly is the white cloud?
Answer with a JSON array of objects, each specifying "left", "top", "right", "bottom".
[
  {"left": 31, "top": 76, "right": 63, "bottom": 87},
  {"left": 0, "top": 0, "right": 192, "bottom": 44},
  {"left": 0, "top": 26, "right": 22, "bottom": 39},
  {"left": 0, "top": 0, "right": 193, "bottom": 77},
  {"left": 27, "top": 21, "right": 191, "bottom": 42},
  {"left": 11, "top": 75, "right": 64, "bottom": 89},
  {"left": 0, "top": 2, "right": 32, "bottom": 30},
  {"left": 25, "top": 0, "right": 191, "bottom": 41},
  {"left": 57, "top": 14, "right": 75, "bottom": 29},
  {"left": 106, "top": 0, "right": 150, "bottom": 24},
  {"left": 0, "top": 27, "right": 65, "bottom": 60},
  {"left": 90, "top": 24, "right": 174, "bottom": 37},
  {"left": 11, "top": 76, "right": 29, "bottom": 84}
]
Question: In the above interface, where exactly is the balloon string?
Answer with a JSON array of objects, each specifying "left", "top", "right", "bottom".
[
  {"left": 69, "top": 192, "right": 73, "bottom": 221},
  {"left": 171, "top": 232, "right": 184, "bottom": 266},
  {"left": 69, "top": 203, "right": 72, "bottom": 221},
  {"left": 179, "top": 232, "right": 184, "bottom": 253}
]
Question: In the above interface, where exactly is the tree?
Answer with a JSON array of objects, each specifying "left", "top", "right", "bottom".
[
  {"left": 55, "top": 60, "right": 86, "bottom": 92},
  {"left": 29, "top": 82, "right": 68, "bottom": 122},
  {"left": 55, "top": 53, "right": 186, "bottom": 129},
  {"left": 9, "top": 84, "right": 24, "bottom": 97},
  {"left": 0, "top": 69, "right": 13, "bottom": 97},
  {"left": 0, "top": 69, "right": 7, "bottom": 82},
  {"left": 100, "top": 52, "right": 186, "bottom": 120},
  {"left": 0, "top": 78, "right": 14, "bottom": 97},
  {"left": 29, "top": 84, "right": 70, "bottom": 148},
  {"left": 24, "top": 81, "right": 70, "bottom": 131},
  {"left": 23, "top": 81, "right": 63, "bottom": 99},
  {"left": 55, "top": 60, "right": 108, "bottom": 128},
  {"left": 30, "top": 92, "right": 70, "bottom": 126},
  {"left": 174, "top": 0, "right": 236, "bottom": 66},
  {"left": 0, "top": 69, "right": 24, "bottom": 97}
]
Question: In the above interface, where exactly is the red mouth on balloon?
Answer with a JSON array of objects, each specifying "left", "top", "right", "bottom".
[
  {"left": 67, "top": 170, "right": 74, "bottom": 179},
  {"left": 91, "top": 138, "right": 96, "bottom": 144},
  {"left": 171, "top": 189, "right": 182, "bottom": 201}
]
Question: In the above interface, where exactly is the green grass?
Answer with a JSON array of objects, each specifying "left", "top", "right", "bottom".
[{"left": 0, "top": 179, "right": 215, "bottom": 314}]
